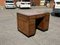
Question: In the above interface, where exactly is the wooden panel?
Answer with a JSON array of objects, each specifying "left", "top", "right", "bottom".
[
  {"left": 29, "top": 19, "right": 36, "bottom": 36},
  {"left": 18, "top": 20, "right": 29, "bottom": 36}
]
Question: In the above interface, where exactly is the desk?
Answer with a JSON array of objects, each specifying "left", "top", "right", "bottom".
[{"left": 17, "top": 6, "right": 51, "bottom": 37}]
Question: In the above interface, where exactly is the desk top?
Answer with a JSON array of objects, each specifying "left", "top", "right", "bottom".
[{"left": 17, "top": 6, "right": 52, "bottom": 16}]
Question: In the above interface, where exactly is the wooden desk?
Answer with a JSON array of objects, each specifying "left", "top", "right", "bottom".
[{"left": 17, "top": 6, "right": 51, "bottom": 37}]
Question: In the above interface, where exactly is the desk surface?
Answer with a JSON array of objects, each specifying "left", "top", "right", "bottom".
[{"left": 17, "top": 6, "right": 52, "bottom": 16}]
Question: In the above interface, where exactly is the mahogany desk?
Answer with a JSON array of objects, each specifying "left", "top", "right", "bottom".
[{"left": 17, "top": 6, "right": 51, "bottom": 37}]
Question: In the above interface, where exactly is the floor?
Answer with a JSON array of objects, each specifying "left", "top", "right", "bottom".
[{"left": 0, "top": 8, "right": 60, "bottom": 45}]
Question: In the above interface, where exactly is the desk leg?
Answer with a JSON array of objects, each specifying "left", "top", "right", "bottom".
[{"left": 38, "top": 14, "right": 50, "bottom": 31}]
